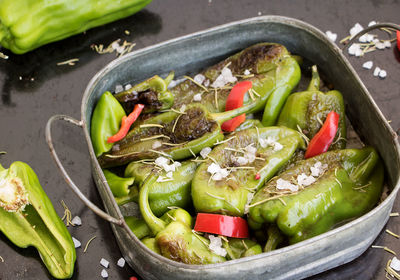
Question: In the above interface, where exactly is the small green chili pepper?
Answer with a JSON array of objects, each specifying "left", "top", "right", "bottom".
[
  {"left": 191, "top": 127, "right": 305, "bottom": 216},
  {"left": 277, "top": 65, "right": 346, "bottom": 150},
  {"left": 0, "top": 162, "right": 76, "bottom": 279},
  {"left": 91, "top": 91, "right": 126, "bottom": 157},
  {"left": 102, "top": 169, "right": 134, "bottom": 197},
  {"left": 139, "top": 174, "right": 226, "bottom": 264},
  {"left": 115, "top": 72, "right": 175, "bottom": 114},
  {"left": 248, "top": 147, "right": 383, "bottom": 244}
]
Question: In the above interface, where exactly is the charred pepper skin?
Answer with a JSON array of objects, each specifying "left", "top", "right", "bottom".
[
  {"left": 0, "top": 162, "right": 76, "bottom": 279},
  {"left": 277, "top": 65, "right": 346, "bottom": 150},
  {"left": 0, "top": 0, "right": 152, "bottom": 54},
  {"left": 191, "top": 127, "right": 305, "bottom": 217},
  {"left": 139, "top": 174, "right": 226, "bottom": 264},
  {"left": 248, "top": 147, "right": 384, "bottom": 244}
]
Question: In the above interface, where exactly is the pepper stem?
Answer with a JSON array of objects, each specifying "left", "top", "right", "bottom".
[
  {"left": 139, "top": 174, "right": 166, "bottom": 235},
  {"left": 211, "top": 102, "right": 257, "bottom": 124},
  {"left": 263, "top": 225, "right": 284, "bottom": 252},
  {"left": 306, "top": 65, "right": 320, "bottom": 91},
  {"left": 164, "top": 71, "right": 175, "bottom": 86}
]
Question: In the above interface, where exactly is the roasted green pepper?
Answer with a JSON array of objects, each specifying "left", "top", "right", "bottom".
[
  {"left": 248, "top": 147, "right": 384, "bottom": 244},
  {"left": 102, "top": 169, "right": 134, "bottom": 197},
  {"left": 277, "top": 65, "right": 346, "bottom": 150},
  {"left": 98, "top": 102, "right": 259, "bottom": 168},
  {"left": 171, "top": 43, "right": 300, "bottom": 123},
  {"left": 115, "top": 72, "right": 175, "bottom": 114},
  {"left": 91, "top": 91, "right": 126, "bottom": 157},
  {"left": 222, "top": 238, "right": 262, "bottom": 260},
  {"left": 191, "top": 127, "right": 305, "bottom": 216},
  {"left": 0, "top": 0, "right": 152, "bottom": 54},
  {"left": 139, "top": 174, "right": 226, "bottom": 264},
  {"left": 0, "top": 162, "right": 76, "bottom": 279}
]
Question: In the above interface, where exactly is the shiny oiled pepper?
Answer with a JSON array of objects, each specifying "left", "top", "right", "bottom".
[
  {"left": 191, "top": 127, "right": 305, "bottom": 216},
  {"left": 248, "top": 147, "right": 384, "bottom": 245},
  {"left": 91, "top": 91, "right": 126, "bottom": 157},
  {"left": 102, "top": 169, "right": 134, "bottom": 197},
  {"left": 139, "top": 174, "right": 226, "bottom": 264},
  {"left": 277, "top": 65, "right": 346, "bottom": 150},
  {"left": 222, "top": 238, "right": 262, "bottom": 260},
  {"left": 98, "top": 102, "right": 259, "bottom": 168},
  {"left": 114, "top": 72, "right": 175, "bottom": 114},
  {"left": 0, "top": 162, "right": 76, "bottom": 279},
  {"left": 0, "top": 0, "right": 152, "bottom": 54},
  {"left": 122, "top": 160, "right": 198, "bottom": 217},
  {"left": 171, "top": 43, "right": 301, "bottom": 121}
]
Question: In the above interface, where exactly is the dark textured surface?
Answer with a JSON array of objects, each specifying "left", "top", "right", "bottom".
[{"left": 0, "top": 1, "right": 399, "bottom": 279}]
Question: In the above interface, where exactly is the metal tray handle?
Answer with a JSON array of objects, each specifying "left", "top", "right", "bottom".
[{"left": 45, "top": 114, "right": 124, "bottom": 226}]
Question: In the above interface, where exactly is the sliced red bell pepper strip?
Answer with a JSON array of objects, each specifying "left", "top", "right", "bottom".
[
  {"left": 397, "top": 30, "right": 400, "bottom": 51},
  {"left": 305, "top": 111, "right": 339, "bottom": 159},
  {"left": 194, "top": 213, "right": 249, "bottom": 238},
  {"left": 107, "top": 104, "right": 144, "bottom": 143},
  {"left": 221, "top": 81, "right": 253, "bottom": 132}
]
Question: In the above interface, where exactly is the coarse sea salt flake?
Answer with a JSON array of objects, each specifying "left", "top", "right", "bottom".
[
  {"left": 117, "top": 257, "right": 126, "bottom": 268},
  {"left": 155, "top": 156, "right": 169, "bottom": 167},
  {"left": 72, "top": 237, "right": 81, "bottom": 248},
  {"left": 273, "top": 142, "right": 283, "bottom": 151},
  {"left": 125, "top": 84, "right": 132, "bottom": 90},
  {"left": 101, "top": 269, "right": 108, "bottom": 278},
  {"left": 378, "top": 70, "right": 387, "bottom": 79},
  {"left": 390, "top": 257, "right": 400, "bottom": 271},
  {"left": 244, "top": 69, "right": 251, "bottom": 75},
  {"left": 375, "top": 42, "right": 385, "bottom": 50},
  {"left": 100, "top": 258, "right": 109, "bottom": 268},
  {"left": 362, "top": 61, "right": 373, "bottom": 70},
  {"left": 276, "top": 178, "right": 298, "bottom": 192},
  {"left": 193, "top": 93, "right": 202, "bottom": 101},
  {"left": 207, "top": 163, "right": 221, "bottom": 174},
  {"left": 115, "top": 84, "right": 124, "bottom": 93},
  {"left": 325, "top": 31, "right": 337, "bottom": 42},
  {"left": 152, "top": 141, "right": 162, "bottom": 149},
  {"left": 384, "top": 40, "right": 391, "bottom": 48},
  {"left": 297, "top": 173, "right": 316, "bottom": 187},
  {"left": 194, "top": 74, "right": 206, "bottom": 85},
  {"left": 373, "top": 67, "right": 381, "bottom": 77},
  {"left": 236, "top": 156, "right": 248, "bottom": 165},
  {"left": 350, "top": 23, "right": 363, "bottom": 37},
  {"left": 71, "top": 216, "right": 82, "bottom": 226},
  {"left": 208, "top": 235, "right": 227, "bottom": 257},
  {"left": 200, "top": 147, "right": 212, "bottom": 159},
  {"left": 166, "top": 171, "right": 173, "bottom": 178}
]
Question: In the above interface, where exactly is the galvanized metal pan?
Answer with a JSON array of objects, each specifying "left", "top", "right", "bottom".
[{"left": 45, "top": 16, "right": 400, "bottom": 279}]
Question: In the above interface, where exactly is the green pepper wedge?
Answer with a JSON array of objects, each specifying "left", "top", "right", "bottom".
[
  {"left": 97, "top": 102, "right": 261, "bottom": 168},
  {"left": 114, "top": 72, "right": 175, "bottom": 114},
  {"left": 248, "top": 147, "right": 384, "bottom": 244},
  {"left": 277, "top": 65, "right": 346, "bottom": 150},
  {"left": 191, "top": 127, "right": 305, "bottom": 216},
  {"left": 0, "top": 0, "right": 152, "bottom": 54},
  {"left": 120, "top": 160, "right": 198, "bottom": 217},
  {"left": 139, "top": 174, "right": 226, "bottom": 264},
  {"left": 171, "top": 43, "right": 301, "bottom": 121},
  {"left": 0, "top": 162, "right": 76, "bottom": 279}
]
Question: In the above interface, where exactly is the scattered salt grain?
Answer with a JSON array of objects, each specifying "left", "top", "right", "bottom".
[
  {"left": 117, "top": 257, "right": 126, "bottom": 268},
  {"left": 384, "top": 40, "right": 391, "bottom": 48},
  {"left": 71, "top": 216, "right": 82, "bottom": 226},
  {"left": 211, "top": 67, "right": 237, "bottom": 88},
  {"left": 194, "top": 74, "right": 206, "bottom": 85},
  {"left": 168, "top": 77, "right": 187, "bottom": 89},
  {"left": 152, "top": 141, "right": 162, "bottom": 149},
  {"left": 244, "top": 69, "right": 251, "bottom": 75},
  {"left": 350, "top": 23, "right": 364, "bottom": 38},
  {"left": 236, "top": 156, "right": 248, "bottom": 165},
  {"left": 276, "top": 179, "right": 298, "bottom": 192},
  {"left": 193, "top": 93, "right": 202, "bottom": 102},
  {"left": 348, "top": 43, "right": 361, "bottom": 56},
  {"left": 310, "top": 161, "right": 326, "bottom": 177},
  {"left": 155, "top": 156, "right": 169, "bottom": 167},
  {"left": 72, "top": 237, "right": 81, "bottom": 248},
  {"left": 166, "top": 171, "right": 173, "bottom": 179},
  {"left": 297, "top": 173, "right": 316, "bottom": 187},
  {"left": 273, "top": 142, "right": 283, "bottom": 151},
  {"left": 378, "top": 70, "right": 387, "bottom": 79},
  {"left": 204, "top": 79, "right": 210, "bottom": 87},
  {"left": 373, "top": 67, "right": 381, "bottom": 77},
  {"left": 101, "top": 269, "right": 108, "bottom": 278},
  {"left": 200, "top": 147, "right": 212, "bottom": 159},
  {"left": 207, "top": 163, "right": 229, "bottom": 181},
  {"left": 115, "top": 84, "right": 124, "bottom": 93},
  {"left": 325, "top": 31, "right": 337, "bottom": 42},
  {"left": 100, "top": 258, "right": 109, "bottom": 268},
  {"left": 208, "top": 235, "right": 227, "bottom": 257},
  {"left": 390, "top": 257, "right": 400, "bottom": 271},
  {"left": 375, "top": 41, "right": 386, "bottom": 50},
  {"left": 180, "top": 104, "right": 187, "bottom": 113},
  {"left": 362, "top": 61, "right": 373, "bottom": 70},
  {"left": 124, "top": 84, "right": 132, "bottom": 90}
]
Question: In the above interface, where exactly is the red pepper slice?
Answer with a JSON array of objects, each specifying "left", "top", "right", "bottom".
[
  {"left": 107, "top": 104, "right": 144, "bottom": 143},
  {"left": 194, "top": 213, "right": 249, "bottom": 238},
  {"left": 305, "top": 111, "right": 339, "bottom": 159},
  {"left": 221, "top": 81, "right": 253, "bottom": 132},
  {"left": 397, "top": 30, "right": 400, "bottom": 52}
]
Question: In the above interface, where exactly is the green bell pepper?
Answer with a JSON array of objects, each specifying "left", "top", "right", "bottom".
[
  {"left": 191, "top": 127, "right": 305, "bottom": 216},
  {"left": 277, "top": 65, "right": 346, "bottom": 150},
  {"left": 0, "top": 162, "right": 76, "bottom": 279},
  {"left": 91, "top": 91, "right": 126, "bottom": 157},
  {"left": 102, "top": 169, "right": 134, "bottom": 197},
  {"left": 98, "top": 102, "right": 260, "bottom": 168},
  {"left": 171, "top": 43, "right": 300, "bottom": 121},
  {"left": 139, "top": 174, "right": 226, "bottom": 264},
  {"left": 122, "top": 160, "right": 198, "bottom": 217},
  {"left": 114, "top": 72, "right": 175, "bottom": 114},
  {"left": 0, "top": 0, "right": 151, "bottom": 54},
  {"left": 248, "top": 147, "right": 384, "bottom": 245}
]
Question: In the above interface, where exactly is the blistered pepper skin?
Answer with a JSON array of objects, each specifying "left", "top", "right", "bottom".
[
  {"left": 0, "top": 0, "right": 152, "bottom": 54},
  {"left": 0, "top": 162, "right": 76, "bottom": 279},
  {"left": 248, "top": 147, "right": 384, "bottom": 244}
]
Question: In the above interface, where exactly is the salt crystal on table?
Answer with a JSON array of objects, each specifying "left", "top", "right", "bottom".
[
  {"left": 375, "top": 42, "right": 385, "bottom": 50},
  {"left": 378, "top": 70, "right": 387, "bottom": 79},
  {"left": 362, "top": 61, "right": 373, "bottom": 70},
  {"left": 373, "top": 67, "right": 381, "bottom": 76},
  {"left": 100, "top": 258, "right": 110, "bottom": 268},
  {"left": 117, "top": 257, "right": 126, "bottom": 268},
  {"left": 390, "top": 257, "right": 400, "bottom": 271},
  {"left": 350, "top": 23, "right": 363, "bottom": 37},
  {"left": 325, "top": 31, "right": 337, "bottom": 42},
  {"left": 71, "top": 216, "right": 82, "bottom": 226},
  {"left": 101, "top": 269, "right": 108, "bottom": 278},
  {"left": 72, "top": 237, "right": 81, "bottom": 248},
  {"left": 384, "top": 40, "right": 391, "bottom": 48}
]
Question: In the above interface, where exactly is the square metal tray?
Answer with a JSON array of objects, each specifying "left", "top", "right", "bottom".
[{"left": 48, "top": 16, "right": 400, "bottom": 280}]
